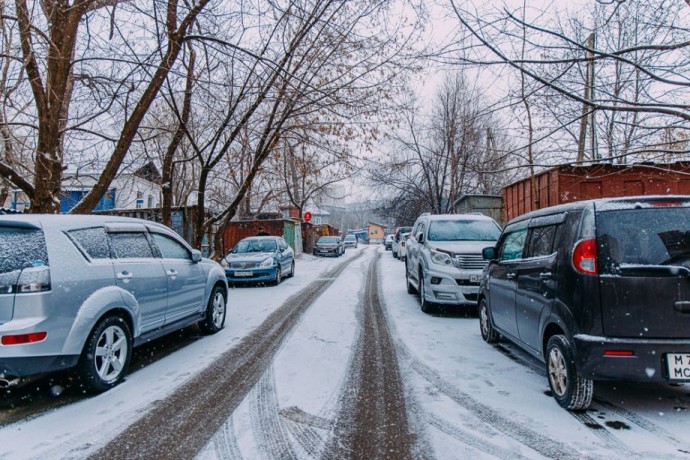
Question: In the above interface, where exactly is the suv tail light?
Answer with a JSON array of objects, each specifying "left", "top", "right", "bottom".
[
  {"left": 17, "top": 267, "right": 51, "bottom": 293},
  {"left": 573, "top": 239, "right": 598, "bottom": 275}
]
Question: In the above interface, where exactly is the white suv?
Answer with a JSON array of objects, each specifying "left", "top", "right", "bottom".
[{"left": 405, "top": 213, "right": 501, "bottom": 313}]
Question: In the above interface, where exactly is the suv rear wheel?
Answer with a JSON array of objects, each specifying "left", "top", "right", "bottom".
[
  {"left": 406, "top": 260, "right": 417, "bottom": 294},
  {"left": 479, "top": 299, "right": 499, "bottom": 343},
  {"left": 199, "top": 285, "right": 227, "bottom": 334},
  {"left": 546, "top": 335, "right": 593, "bottom": 411},
  {"left": 77, "top": 315, "right": 132, "bottom": 393}
]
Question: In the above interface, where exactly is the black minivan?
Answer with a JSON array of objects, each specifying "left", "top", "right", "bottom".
[{"left": 478, "top": 196, "right": 690, "bottom": 411}]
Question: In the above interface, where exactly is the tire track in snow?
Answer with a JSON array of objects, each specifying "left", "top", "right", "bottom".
[
  {"left": 427, "top": 413, "right": 531, "bottom": 459},
  {"left": 207, "top": 417, "right": 243, "bottom": 459},
  {"left": 395, "top": 344, "right": 582, "bottom": 460},
  {"left": 324, "top": 252, "right": 415, "bottom": 459},
  {"left": 89, "top": 251, "right": 366, "bottom": 459},
  {"left": 495, "top": 342, "right": 639, "bottom": 452},
  {"left": 251, "top": 367, "right": 298, "bottom": 459}
]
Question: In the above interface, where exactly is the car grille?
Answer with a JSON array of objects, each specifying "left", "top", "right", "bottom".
[
  {"left": 229, "top": 261, "right": 260, "bottom": 269},
  {"left": 452, "top": 254, "right": 487, "bottom": 270},
  {"left": 456, "top": 279, "right": 480, "bottom": 286}
]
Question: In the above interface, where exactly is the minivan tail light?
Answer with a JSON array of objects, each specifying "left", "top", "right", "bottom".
[
  {"left": 17, "top": 267, "right": 51, "bottom": 293},
  {"left": 573, "top": 239, "right": 598, "bottom": 275},
  {"left": 2, "top": 331, "right": 47, "bottom": 345}
]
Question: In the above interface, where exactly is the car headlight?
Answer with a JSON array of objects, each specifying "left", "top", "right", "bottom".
[
  {"left": 431, "top": 249, "right": 453, "bottom": 267},
  {"left": 220, "top": 259, "right": 229, "bottom": 268},
  {"left": 260, "top": 257, "right": 274, "bottom": 268}
]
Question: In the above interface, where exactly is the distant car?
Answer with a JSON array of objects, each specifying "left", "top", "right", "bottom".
[
  {"left": 222, "top": 236, "right": 294, "bottom": 285},
  {"left": 384, "top": 234, "right": 394, "bottom": 250},
  {"left": 0, "top": 214, "right": 228, "bottom": 393},
  {"left": 397, "top": 232, "right": 411, "bottom": 260},
  {"left": 343, "top": 234, "right": 358, "bottom": 248},
  {"left": 392, "top": 226, "right": 412, "bottom": 259},
  {"left": 313, "top": 236, "right": 344, "bottom": 257}
]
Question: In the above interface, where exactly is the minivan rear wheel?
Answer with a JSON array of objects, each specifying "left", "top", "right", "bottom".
[
  {"left": 479, "top": 299, "right": 499, "bottom": 343},
  {"left": 546, "top": 335, "right": 593, "bottom": 411},
  {"left": 77, "top": 315, "right": 132, "bottom": 393}
]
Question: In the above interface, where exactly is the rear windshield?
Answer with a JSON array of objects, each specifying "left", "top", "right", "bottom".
[
  {"left": 0, "top": 227, "right": 49, "bottom": 275},
  {"left": 597, "top": 207, "right": 690, "bottom": 273},
  {"left": 427, "top": 220, "right": 501, "bottom": 242}
]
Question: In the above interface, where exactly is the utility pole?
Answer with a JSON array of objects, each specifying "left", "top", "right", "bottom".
[{"left": 577, "top": 33, "right": 596, "bottom": 162}]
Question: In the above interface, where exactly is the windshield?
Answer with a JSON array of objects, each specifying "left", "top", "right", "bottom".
[
  {"left": 597, "top": 207, "right": 690, "bottom": 272},
  {"left": 427, "top": 219, "right": 500, "bottom": 242},
  {"left": 317, "top": 237, "right": 339, "bottom": 244},
  {"left": 232, "top": 239, "right": 277, "bottom": 253},
  {"left": 345, "top": 235, "right": 356, "bottom": 241}
]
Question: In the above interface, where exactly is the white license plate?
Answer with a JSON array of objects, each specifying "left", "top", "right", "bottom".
[
  {"left": 234, "top": 271, "right": 253, "bottom": 277},
  {"left": 667, "top": 353, "right": 690, "bottom": 380},
  {"left": 469, "top": 274, "right": 481, "bottom": 283}
]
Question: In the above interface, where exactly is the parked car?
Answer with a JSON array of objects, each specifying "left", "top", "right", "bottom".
[
  {"left": 313, "top": 236, "right": 345, "bottom": 257},
  {"left": 392, "top": 226, "right": 413, "bottom": 259},
  {"left": 405, "top": 213, "right": 501, "bottom": 312},
  {"left": 343, "top": 234, "right": 358, "bottom": 248},
  {"left": 478, "top": 195, "right": 690, "bottom": 411},
  {"left": 384, "top": 234, "right": 394, "bottom": 250},
  {"left": 0, "top": 214, "right": 228, "bottom": 393},
  {"left": 397, "top": 232, "right": 411, "bottom": 261},
  {"left": 221, "top": 236, "right": 294, "bottom": 285}
]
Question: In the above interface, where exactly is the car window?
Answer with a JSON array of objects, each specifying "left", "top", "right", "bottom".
[
  {"left": 498, "top": 228, "right": 527, "bottom": 261},
  {"left": 0, "top": 226, "right": 49, "bottom": 276},
  {"left": 68, "top": 227, "right": 111, "bottom": 259},
  {"left": 525, "top": 225, "right": 558, "bottom": 258},
  {"left": 427, "top": 219, "right": 501, "bottom": 242},
  {"left": 109, "top": 232, "right": 154, "bottom": 258},
  {"left": 234, "top": 239, "right": 277, "bottom": 253},
  {"left": 596, "top": 207, "right": 690, "bottom": 272},
  {"left": 151, "top": 233, "right": 190, "bottom": 260}
]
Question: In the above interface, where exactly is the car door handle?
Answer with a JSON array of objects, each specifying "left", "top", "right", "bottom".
[
  {"left": 167, "top": 269, "right": 178, "bottom": 280},
  {"left": 116, "top": 271, "right": 132, "bottom": 282},
  {"left": 506, "top": 273, "right": 516, "bottom": 280},
  {"left": 539, "top": 272, "right": 553, "bottom": 280}
]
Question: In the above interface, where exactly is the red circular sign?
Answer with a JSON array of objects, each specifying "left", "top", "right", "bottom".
[{"left": 304, "top": 211, "right": 312, "bottom": 222}]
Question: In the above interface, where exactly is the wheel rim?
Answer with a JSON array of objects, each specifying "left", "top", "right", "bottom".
[
  {"left": 420, "top": 272, "right": 425, "bottom": 301},
  {"left": 276, "top": 266, "right": 281, "bottom": 283},
  {"left": 94, "top": 325, "right": 128, "bottom": 383},
  {"left": 480, "top": 303, "right": 489, "bottom": 336},
  {"left": 211, "top": 291, "right": 225, "bottom": 328},
  {"left": 548, "top": 347, "right": 568, "bottom": 396}
]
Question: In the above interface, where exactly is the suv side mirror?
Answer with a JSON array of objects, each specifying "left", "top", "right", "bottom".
[
  {"left": 417, "top": 232, "right": 424, "bottom": 244},
  {"left": 482, "top": 247, "right": 496, "bottom": 260},
  {"left": 191, "top": 249, "right": 202, "bottom": 263}
]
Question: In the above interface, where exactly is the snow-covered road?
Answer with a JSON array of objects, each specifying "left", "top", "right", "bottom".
[{"left": 1, "top": 245, "right": 690, "bottom": 459}]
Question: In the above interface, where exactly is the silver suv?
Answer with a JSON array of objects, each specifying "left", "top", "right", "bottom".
[
  {"left": 405, "top": 213, "right": 501, "bottom": 312},
  {"left": 0, "top": 215, "right": 228, "bottom": 393}
]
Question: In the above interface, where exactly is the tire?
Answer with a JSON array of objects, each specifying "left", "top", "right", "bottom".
[
  {"left": 274, "top": 264, "right": 282, "bottom": 285},
  {"left": 199, "top": 285, "right": 227, "bottom": 334},
  {"left": 288, "top": 261, "right": 295, "bottom": 278},
  {"left": 546, "top": 335, "right": 593, "bottom": 411},
  {"left": 419, "top": 269, "right": 434, "bottom": 313},
  {"left": 77, "top": 315, "right": 132, "bottom": 393},
  {"left": 406, "top": 260, "right": 417, "bottom": 294},
  {"left": 479, "top": 299, "right": 499, "bottom": 343},
  {"left": 393, "top": 249, "right": 399, "bottom": 260}
]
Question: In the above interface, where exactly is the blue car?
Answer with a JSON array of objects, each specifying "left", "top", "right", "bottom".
[{"left": 222, "top": 236, "right": 295, "bottom": 285}]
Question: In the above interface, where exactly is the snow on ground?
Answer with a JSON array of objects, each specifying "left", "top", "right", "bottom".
[
  {"left": 0, "top": 249, "right": 357, "bottom": 459},
  {"left": 2, "top": 244, "right": 690, "bottom": 459},
  {"left": 377, "top": 247, "right": 690, "bottom": 459}
]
